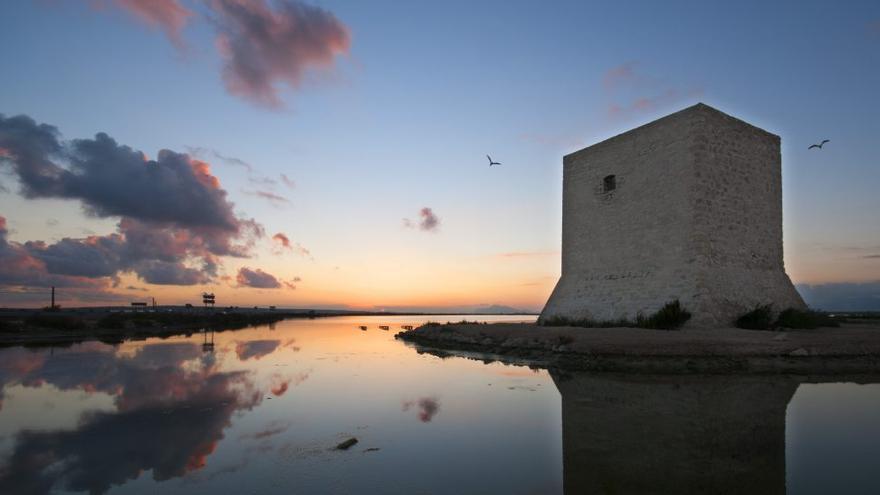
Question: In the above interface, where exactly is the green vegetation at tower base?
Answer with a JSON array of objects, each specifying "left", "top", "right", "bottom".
[{"left": 541, "top": 300, "right": 692, "bottom": 330}]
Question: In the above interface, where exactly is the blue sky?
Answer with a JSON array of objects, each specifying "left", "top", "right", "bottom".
[{"left": 0, "top": 0, "right": 878, "bottom": 309}]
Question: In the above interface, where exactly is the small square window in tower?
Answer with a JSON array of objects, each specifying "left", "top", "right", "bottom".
[{"left": 603, "top": 174, "right": 616, "bottom": 192}]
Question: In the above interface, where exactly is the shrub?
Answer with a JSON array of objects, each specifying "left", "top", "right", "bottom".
[
  {"left": 541, "top": 300, "right": 691, "bottom": 330},
  {"left": 735, "top": 304, "right": 775, "bottom": 330},
  {"left": 775, "top": 308, "right": 839, "bottom": 329},
  {"left": 638, "top": 300, "right": 692, "bottom": 330}
]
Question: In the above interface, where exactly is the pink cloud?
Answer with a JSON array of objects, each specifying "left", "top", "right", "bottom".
[
  {"left": 271, "top": 232, "right": 311, "bottom": 258},
  {"left": 209, "top": 0, "right": 351, "bottom": 108},
  {"left": 236, "top": 267, "right": 282, "bottom": 289},
  {"left": 602, "top": 62, "right": 638, "bottom": 90},
  {"left": 280, "top": 174, "right": 296, "bottom": 189},
  {"left": 403, "top": 207, "right": 440, "bottom": 232},
  {"left": 111, "top": 0, "right": 193, "bottom": 48}
]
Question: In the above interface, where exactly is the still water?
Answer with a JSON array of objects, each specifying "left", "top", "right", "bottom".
[{"left": 0, "top": 315, "right": 878, "bottom": 494}]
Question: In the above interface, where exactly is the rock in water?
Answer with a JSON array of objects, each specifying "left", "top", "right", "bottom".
[{"left": 336, "top": 437, "right": 358, "bottom": 450}]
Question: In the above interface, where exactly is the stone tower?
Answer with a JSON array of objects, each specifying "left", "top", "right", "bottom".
[{"left": 540, "top": 103, "right": 805, "bottom": 327}]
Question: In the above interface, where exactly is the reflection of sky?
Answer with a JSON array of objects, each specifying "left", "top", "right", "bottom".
[
  {"left": 0, "top": 316, "right": 561, "bottom": 494},
  {"left": 4, "top": 316, "right": 877, "bottom": 494},
  {"left": 787, "top": 383, "right": 880, "bottom": 495}
]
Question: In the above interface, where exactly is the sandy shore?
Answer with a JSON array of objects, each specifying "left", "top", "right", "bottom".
[{"left": 396, "top": 322, "right": 880, "bottom": 374}]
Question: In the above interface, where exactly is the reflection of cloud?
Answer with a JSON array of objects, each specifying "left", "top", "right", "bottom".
[
  {"left": 270, "top": 371, "right": 309, "bottom": 397},
  {"left": 402, "top": 397, "right": 440, "bottom": 423},
  {"left": 234, "top": 340, "right": 281, "bottom": 361},
  {"left": 243, "top": 422, "right": 291, "bottom": 441},
  {"left": 0, "top": 342, "right": 262, "bottom": 495},
  {"left": 282, "top": 338, "right": 301, "bottom": 352}
]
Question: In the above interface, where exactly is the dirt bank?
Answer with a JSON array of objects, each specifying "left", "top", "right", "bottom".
[{"left": 395, "top": 322, "right": 880, "bottom": 374}]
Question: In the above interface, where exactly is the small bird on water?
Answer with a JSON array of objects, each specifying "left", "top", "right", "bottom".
[
  {"left": 486, "top": 155, "right": 501, "bottom": 166},
  {"left": 808, "top": 139, "right": 830, "bottom": 150}
]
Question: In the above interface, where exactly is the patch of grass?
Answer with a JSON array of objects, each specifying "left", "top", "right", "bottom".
[
  {"left": 24, "top": 314, "right": 87, "bottom": 331},
  {"left": 637, "top": 300, "right": 692, "bottom": 330},
  {"left": 541, "top": 315, "right": 633, "bottom": 328},
  {"left": 96, "top": 314, "right": 127, "bottom": 329},
  {"left": 542, "top": 300, "right": 691, "bottom": 330},
  {"left": 775, "top": 308, "right": 840, "bottom": 329},
  {"left": 735, "top": 304, "right": 775, "bottom": 330}
]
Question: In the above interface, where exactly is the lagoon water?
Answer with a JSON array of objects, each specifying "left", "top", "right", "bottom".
[{"left": 0, "top": 315, "right": 878, "bottom": 494}]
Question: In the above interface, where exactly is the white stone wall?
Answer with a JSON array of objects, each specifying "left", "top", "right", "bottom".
[{"left": 541, "top": 103, "right": 805, "bottom": 327}]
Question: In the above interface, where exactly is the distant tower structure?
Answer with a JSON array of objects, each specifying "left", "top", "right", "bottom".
[
  {"left": 202, "top": 292, "right": 215, "bottom": 309},
  {"left": 540, "top": 103, "right": 805, "bottom": 327},
  {"left": 50, "top": 286, "right": 55, "bottom": 310}
]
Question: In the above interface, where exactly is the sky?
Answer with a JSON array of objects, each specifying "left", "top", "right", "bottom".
[{"left": 0, "top": 0, "right": 878, "bottom": 311}]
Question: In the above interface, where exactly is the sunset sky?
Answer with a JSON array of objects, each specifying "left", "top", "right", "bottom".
[{"left": 1, "top": 0, "right": 879, "bottom": 310}]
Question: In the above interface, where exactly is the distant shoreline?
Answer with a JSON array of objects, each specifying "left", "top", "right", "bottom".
[{"left": 0, "top": 308, "right": 536, "bottom": 347}]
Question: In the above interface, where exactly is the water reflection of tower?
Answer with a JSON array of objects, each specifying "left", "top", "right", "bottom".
[
  {"left": 202, "top": 329, "right": 215, "bottom": 352},
  {"left": 550, "top": 371, "right": 799, "bottom": 495}
]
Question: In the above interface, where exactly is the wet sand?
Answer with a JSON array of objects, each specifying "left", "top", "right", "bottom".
[{"left": 396, "top": 322, "right": 880, "bottom": 374}]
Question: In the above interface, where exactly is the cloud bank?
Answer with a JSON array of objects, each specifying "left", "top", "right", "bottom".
[{"left": 0, "top": 113, "right": 283, "bottom": 297}]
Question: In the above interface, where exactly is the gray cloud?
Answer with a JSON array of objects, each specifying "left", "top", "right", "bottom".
[
  {"left": 236, "top": 267, "right": 282, "bottom": 289},
  {"left": 402, "top": 208, "right": 440, "bottom": 232},
  {"left": 0, "top": 114, "right": 267, "bottom": 291},
  {"left": 208, "top": 0, "right": 351, "bottom": 107},
  {"left": 0, "top": 114, "right": 243, "bottom": 231},
  {"left": 418, "top": 207, "right": 439, "bottom": 231}
]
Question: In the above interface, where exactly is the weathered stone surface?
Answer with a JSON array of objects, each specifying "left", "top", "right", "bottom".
[{"left": 541, "top": 103, "right": 805, "bottom": 327}]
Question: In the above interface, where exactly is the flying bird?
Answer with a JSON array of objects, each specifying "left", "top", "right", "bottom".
[
  {"left": 808, "top": 139, "right": 830, "bottom": 150},
  {"left": 486, "top": 155, "right": 501, "bottom": 166}
]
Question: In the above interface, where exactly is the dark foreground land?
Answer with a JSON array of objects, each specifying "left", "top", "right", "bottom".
[
  {"left": 0, "top": 307, "right": 402, "bottom": 347},
  {"left": 396, "top": 319, "right": 880, "bottom": 374}
]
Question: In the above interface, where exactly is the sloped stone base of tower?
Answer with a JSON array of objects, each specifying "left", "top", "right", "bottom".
[
  {"left": 690, "top": 266, "right": 806, "bottom": 326},
  {"left": 540, "top": 266, "right": 806, "bottom": 328}
]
